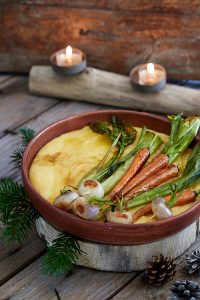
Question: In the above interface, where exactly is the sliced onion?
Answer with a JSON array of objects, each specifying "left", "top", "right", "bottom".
[
  {"left": 152, "top": 196, "right": 173, "bottom": 220},
  {"left": 74, "top": 196, "right": 99, "bottom": 220},
  {"left": 106, "top": 210, "right": 132, "bottom": 224},
  {"left": 78, "top": 179, "right": 104, "bottom": 198},
  {"left": 54, "top": 191, "right": 79, "bottom": 211}
]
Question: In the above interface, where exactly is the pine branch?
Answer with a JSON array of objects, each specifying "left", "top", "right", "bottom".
[
  {"left": 0, "top": 178, "right": 39, "bottom": 244},
  {"left": 42, "top": 233, "right": 82, "bottom": 276},
  {"left": 10, "top": 127, "right": 35, "bottom": 169},
  {"left": 9, "top": 147, "right": 24, "bottom": 169},
  {"left": 19, "top": 128, "right": 35, "bottom": 146}
]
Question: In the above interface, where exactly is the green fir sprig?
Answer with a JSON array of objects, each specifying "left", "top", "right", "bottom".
[
  {"left": 42, "top": 233, "right": 82, "bottom": 276},
  {"left": 20, "top": 128, "right": 35, "bottom": 146},
  {"left": 10, "top": 127, "right": 35, "bottom": 169},
  {"left": 0, "top": 178, "right": 39, "bottom": 243},
  {"left": 1, "top": 126, "right": 82, "bottom": 276}
]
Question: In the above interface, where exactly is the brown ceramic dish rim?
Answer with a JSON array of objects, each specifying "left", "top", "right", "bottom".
[{"left": 22, "top": 110, "right": 200, "bottom": 245}]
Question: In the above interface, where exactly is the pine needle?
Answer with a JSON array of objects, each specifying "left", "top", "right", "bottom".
[
  {"left": 10, "top": 127, "right": 35, "bottom": 169},
  {"left": 0, "top": 178, "right": 39, "bottom": 244},
  {"left": 10, "top": 147, "right": 24, "bottom": 169},
  {"left": 42, "top": 233, "right": 82, "bottom": 276},
  {"left": 19, "top": 128, "right": 35, "bottom": 146}
]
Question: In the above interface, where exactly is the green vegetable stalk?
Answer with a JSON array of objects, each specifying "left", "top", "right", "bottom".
[
  {"left": 163, "top": 115, "right": 200, "bottom": 163},
  {"left": 82, "top": 115, "right": 137, "bottom": 183}
]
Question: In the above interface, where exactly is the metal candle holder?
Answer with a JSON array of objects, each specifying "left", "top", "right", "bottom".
[
  {"left": 130, "top": 64, "right": 167, "bottom": 92},
  {"left": 50, "top": 48, "right": 87, "bottom": 76}
]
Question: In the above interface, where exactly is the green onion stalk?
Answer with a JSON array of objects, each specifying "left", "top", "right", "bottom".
[
  {"left": 163, "top": 114, "right": 200, "bottom": 163},
  {"left": 81, "top": 115, "right": 137, "bottom": 183}
]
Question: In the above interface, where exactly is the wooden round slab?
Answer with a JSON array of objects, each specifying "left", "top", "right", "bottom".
[{"left": 36, "top": 217, "right": 198, "bottom": 272}]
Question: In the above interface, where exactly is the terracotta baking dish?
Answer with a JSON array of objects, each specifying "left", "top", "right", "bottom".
[{"left": 22, "top": 110, "right": 200, "bottom": 245}]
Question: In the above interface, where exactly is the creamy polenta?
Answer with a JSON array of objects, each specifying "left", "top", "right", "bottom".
[{"left": 29, "top": 126, "right": 200, "bottom": 223}]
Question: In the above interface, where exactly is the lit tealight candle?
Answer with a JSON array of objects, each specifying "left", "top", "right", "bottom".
[
  {"left": 56, "top": 45, "right": 82, "bottom": 67},
  {"left": 51, "top": 45, "right": 87, "bottom": 76},
  {"left": 139, "top": 63, "right": 165, "bottom": 86},
  {"left": 130, "top": 63, "right": 167, "bottom": 92}
]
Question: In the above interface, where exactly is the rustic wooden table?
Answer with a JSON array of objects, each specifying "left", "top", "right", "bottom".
[{"left": 0, "top": 74, "right": 200, "bottom": 300}]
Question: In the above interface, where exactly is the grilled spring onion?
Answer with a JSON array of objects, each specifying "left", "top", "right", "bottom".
[
  {"left": 163, "top": 114, "right": 200, "bottom": 163},
  {"left": 82, "top": 115, "right": 137, "bottom": 183},
  {"left": 127, "top": 142, "right": 200, "bottom": 209}
]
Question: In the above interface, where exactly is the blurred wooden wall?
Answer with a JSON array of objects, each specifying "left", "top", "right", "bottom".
[{"left": 1, "top": 0, "right": 200, "bottom": 79}]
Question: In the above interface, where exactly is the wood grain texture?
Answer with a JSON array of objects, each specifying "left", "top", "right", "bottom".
[
  {"left": 2, "top": 0, "right": 200, "bottom": 12},
  {"left": 1, "top": 1, "right": 200, "bottom": 79},
  {"left": 0, "top": 75, "right": 14, "bottom": 86},
  {"left": 112, "top": 234, "right": 200, "bottom": 300},
  {"left": 0, "top": 229, "right": 46, "bottom": 286},
  {"left": 29, "top": 66, "right": 200, "bottom": 115},
  {"left": 0, "top": 90, "right": 59, "bottom": 137},
  {"left": 0, "top": 76, "right": 27, "bottom": 94},
  {"left": 0, "top": 256, "right": 137, "bottom": 300},
  {"left": 36, "top": 217, "right": 197, "bottom": 272}
]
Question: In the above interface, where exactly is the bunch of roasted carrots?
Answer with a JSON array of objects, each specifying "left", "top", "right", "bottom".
[{"left": 108, "top": 151, "right": 178, "bottom": 201}]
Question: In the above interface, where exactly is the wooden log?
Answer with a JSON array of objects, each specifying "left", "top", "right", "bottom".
[
  {"left": 36, "top": 217, "right": 197, "bottom": 272},
  {"left": 29, "top": 66, "right": 200, "bottom": 115},
  {"left": 1, "top": 1, "right": 200, "bottom": 79}
]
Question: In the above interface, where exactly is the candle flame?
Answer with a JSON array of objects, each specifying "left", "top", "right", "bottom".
[
  {"left": 66, "top": 45, "right": 72, "bottom": 59},
  {"left": 147, "top": 63, "right": 154, "bottom": 75}
]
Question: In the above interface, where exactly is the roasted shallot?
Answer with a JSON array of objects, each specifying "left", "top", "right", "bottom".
[
  {"left": 152, "top": 197, "right": 173, "bottom": 220},
  {"left": 78, "top": 179, "right": 104, "bottom": 198},
  {"left": 74, "top": 196, "right": 99, "bottom": 220},
  {"left": 106, "top": 210, "right": 132, "bottom": 224},
  {"left": 54, "top": 191, "right": 79, "bottom": 211}
]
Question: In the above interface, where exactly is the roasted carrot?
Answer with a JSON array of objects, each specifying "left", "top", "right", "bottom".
[
  {"left": 125, "top": 164, "right": 178, "bottom": 200},
  {"left": 122, "top": 154, "right": 169, "bottom": 196},
  {"left": 108, "top": 148, "right": 150, "bottom": 200},
  {"left": 132, "top": 189, "right": 197, "bottom": 222},
  {"left": 166, "top": 189, "right": 197, "bottom": 206},
  {"left": 132, "top": 202, "right": 153, "bottom": 222}
]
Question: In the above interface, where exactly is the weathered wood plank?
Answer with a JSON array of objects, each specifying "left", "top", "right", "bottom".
[
  {"left": 0, "top": 75, "right": 13, "bottom": 86},
  {"left": 0, "top": 90, "right": 60, "bottom": 137},
  {"left": 0, "top": 101, "right": 106, "bottom": 179},
  {"left": 112, "top": 234, "right": 200, "bottom": 300},
  {"left": 29, "top": 66, "right": 200, "bottom": 115},
  {"left": 0, "top": 230, "right": 46, "bottom": 286},
  {"left": 0, "top": 76, "right": 27, "bottom": 94},
  {"left": 1, "top": 2, "right": 200, "bottom": 79},
  {"left": 0, "top": 256, "right": 137, "bottom": 300},
  {"left": 1, "top": 0, "right": 200, "bottom": 13}
]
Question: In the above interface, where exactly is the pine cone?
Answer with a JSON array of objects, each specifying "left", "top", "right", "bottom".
[
  {"left": 169, "top": 280, "right": 200, "bottom": 299},
  {"left": 144, "top": 254, "right": 176, "bottom": 286},
  {"left": 186, "top": 250, "right": 200, "bottom": 276}
]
